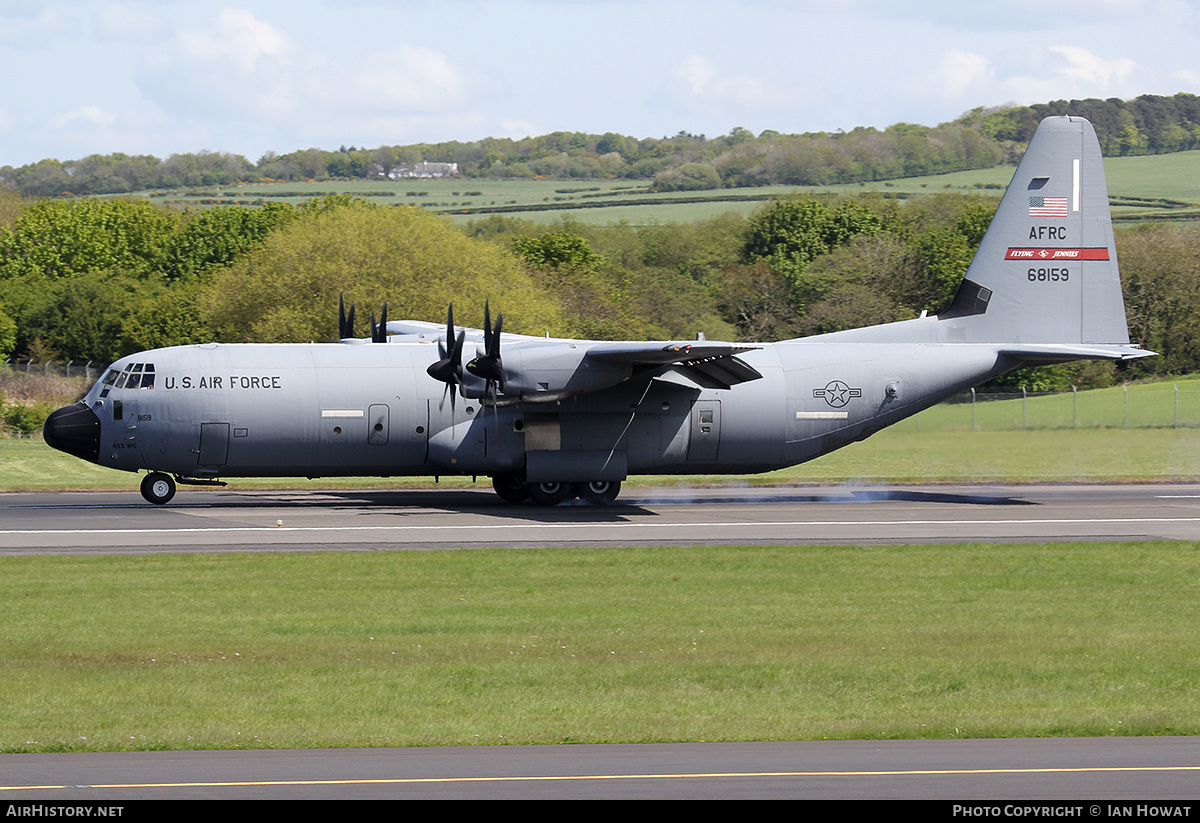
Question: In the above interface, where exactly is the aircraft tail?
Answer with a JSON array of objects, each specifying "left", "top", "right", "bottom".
[{"left": 938, "top": 115, "right": 1148, "bottom": 359}]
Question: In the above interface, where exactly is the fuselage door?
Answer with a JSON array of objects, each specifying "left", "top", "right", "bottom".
[
  {"left": 198, "top": 422, "right": 230, "bottom": 467},
  {"left": 687, "top": 399, "right": 721, "bottom": 461}
]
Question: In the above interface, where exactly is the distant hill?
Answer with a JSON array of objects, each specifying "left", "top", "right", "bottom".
[
  {"left": 4, "top": 93, "right": 1200, "bottom": 200},
  {"left": 98, "top": 149, "right": 1200, "bottom": 228}
]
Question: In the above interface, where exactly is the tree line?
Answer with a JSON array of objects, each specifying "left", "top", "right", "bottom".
[
  {"left": 5, "top": 94, "right": 1200, "bottom": 199},
  {"left": 2, "top": 190, "right": 1196, "bottom": 397}
]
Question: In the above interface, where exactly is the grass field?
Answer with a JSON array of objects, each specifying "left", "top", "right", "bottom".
[
  {"left": 1, "top": 542, "right": 1197, "bottom": 752},
  {"left": 123, "top": 150, "right": 1200, "bottom": 225},
  {"left": 900, "top": 376, "right": 1200, "bottom": 433}
]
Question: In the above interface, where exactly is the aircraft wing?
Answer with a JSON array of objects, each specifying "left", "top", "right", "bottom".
[
  {"left": 384, "top": 319, "right": 448, "bottom": 337},
  {"left": 585, "top": 341, "right": 763, "bottom": 390},
  {"left": 585, "top": 340, "right": 758, "bottom": 364},
  {"left": 365, "top": 304, "right": 764, "bottom": 403}
]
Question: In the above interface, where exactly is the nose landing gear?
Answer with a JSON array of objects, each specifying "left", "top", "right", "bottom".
[{"left": 140, "top": 472, "right": 177, "bottom": 505}]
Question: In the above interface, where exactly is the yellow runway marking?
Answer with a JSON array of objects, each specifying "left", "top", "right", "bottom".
[{"left": 5, "top": 764, "right": 1200, "bottom": 792}]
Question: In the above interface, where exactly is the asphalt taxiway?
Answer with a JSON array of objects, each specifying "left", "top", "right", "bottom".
[{"left": 1, "top": 482, "right": 1198, "bottom": 555}]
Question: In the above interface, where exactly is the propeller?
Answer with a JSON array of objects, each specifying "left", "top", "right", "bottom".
[
  {"left": 466, "top": 300, "right": 506, "bottom": 404},
  {"left": 426, "top": 304, "right": 466, "bottom": 410},
  {"left": 338, "top": 293, "right": 356, "bottom": 340},
  {"left": 370, "top": 302, "right": 389, "bottom": 343}
]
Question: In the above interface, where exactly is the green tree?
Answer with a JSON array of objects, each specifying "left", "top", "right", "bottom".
[
  {"left": 0, "top": 302, "right": 16, "bottom": 359},
  {"left": 124, "top": 282, "right": 213, "bottom": 352},
  {"left": 744, "top": 197, "right": 835, "bottom": 281},
  {"left": 0, "top": 198, "right": 177, "bottom": 280},
  {"left": 201, "top": 205, "right": 566, "bottom": 343},
  {"left": 713, "top": 261, "right": 801, "bottom": 341},
  {"left": 745, "top": 197, "right": 881, "bottom": 284},
  {"left": 827, "top": 199, "right": 882, "bottom": 247},
  {"left": 19, "top": 270, "right": 151, "bottom": 363},
  {"left": 512, "top": 230, "right": 604, "bottom": 272},
  {"left": 913, "top": 227, "right": 975, "bottom": 312},
  {"left": 653, "top": 162, "right": 721, "bottom": 192},
  {"left": 160, "top": 203, "right": 298, "bottom": 280},
  {"left": 1118, "top": 222, "right": 1200, "bottom": 376}
]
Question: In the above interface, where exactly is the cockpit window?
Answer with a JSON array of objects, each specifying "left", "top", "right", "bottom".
[{"left": 100, "top": 363, "right": 155, "bottom": 393}]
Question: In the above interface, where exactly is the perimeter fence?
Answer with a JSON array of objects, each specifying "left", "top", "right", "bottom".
[
  {"left": 2, "top": 359, "right": 102, "bottom": 381},
  {"left": 902, "top": 382, "right": 1200, "bottom": 432},
  {"left": 1, "top": 360, "right": 99, "bottom": 438}
]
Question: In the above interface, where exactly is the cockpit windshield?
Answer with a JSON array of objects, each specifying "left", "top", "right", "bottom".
[{"left": 99, "top": 363, "right": 155, "bottom": 396}]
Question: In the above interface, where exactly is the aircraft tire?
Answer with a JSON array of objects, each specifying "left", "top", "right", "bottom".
[
  {"left": 526, "top": 481, "right": 574, "bottom": 506},
  {"left": 140, "top": 472, "right": 176, "bottom": 505},
  {"left": 577, "top": 480, "right": 621, "bottom": 506},
  {"left": 492, "top": 473, "right": 530, "bottom": 503}
]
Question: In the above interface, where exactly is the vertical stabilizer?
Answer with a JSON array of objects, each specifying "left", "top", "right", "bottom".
[{"left": 940, "top": 116, "right": 1130, "bottom": 346}]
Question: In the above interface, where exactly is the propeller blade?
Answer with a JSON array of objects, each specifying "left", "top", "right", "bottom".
[
  {"left": 337, "top": 293, "right": 356, "bottom": 339},
  {"left": 426, "top": 305, "right": 466, "bottom": 411},
  {"left": 466, "top": 301, "right": 507, "bottom": 398},
  {"left": 369, "top": 303, "right": 389, "bottom": 343}
]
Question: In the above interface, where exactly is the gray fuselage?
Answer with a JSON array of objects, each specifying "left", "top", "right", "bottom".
[{"left": 78, "top": 329, "right": 1010, "bottom": 483}]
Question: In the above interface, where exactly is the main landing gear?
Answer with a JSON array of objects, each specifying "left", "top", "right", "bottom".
[{"left": 492, "top": 473, "right": 622, "bottom": 506}]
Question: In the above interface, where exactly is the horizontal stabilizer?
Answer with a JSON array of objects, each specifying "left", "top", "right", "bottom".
[{"left": 1000, "top": 343, "right": 1156, "bottom": 365}]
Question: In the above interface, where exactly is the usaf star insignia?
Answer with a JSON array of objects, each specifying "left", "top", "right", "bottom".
[{"left": 813, "top": 380, "right": 862, "bottom": 408}]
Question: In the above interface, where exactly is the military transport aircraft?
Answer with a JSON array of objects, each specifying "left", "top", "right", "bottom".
[{"left": 43, "top": 116, "right": 1153, "bottom": 505}]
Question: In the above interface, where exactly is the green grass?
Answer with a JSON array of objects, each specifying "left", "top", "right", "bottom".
[
  {"left": 3, "top": 428, "right": 1198, "bottom": 493},
  {"left": 1, "top": 543, "right": 1198, "bottom": 752},
  {"left": 4, "top": 421, "right": 1198, "bottom": 494},
  {"left": 123, "top": 150, "right": 1200, "bottom": 225},
  {"left": 900, "top": 377, "right": 1200, "bottom": 432}
]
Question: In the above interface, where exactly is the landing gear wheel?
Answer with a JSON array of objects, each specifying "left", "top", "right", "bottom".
[
  {"left": 526, "top": 481, "right": 574, "bottom": 506},
  {"left": 140, "top": 472, "right": 176, "bottom": 505},
  {"left": 492, "top": 472, "right": 529, "bottom": 503},
  {"left": 577, "top": 480, "right": 621, "bottom": 506}
]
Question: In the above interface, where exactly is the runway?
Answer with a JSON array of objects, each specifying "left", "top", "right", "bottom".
[
  {"left": 2, "top": 737, "right": 1199, "bottom": 800},
  {"left": 3, "top": 482, "right": 1198, "bottom": 800},
  {"left": 1, "top": 482, "right": 1198, "bottom": 555}
]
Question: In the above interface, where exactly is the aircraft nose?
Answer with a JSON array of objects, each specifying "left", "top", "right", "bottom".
[{"left": 43, "top": 402, "right": 101, "bottom": 464}]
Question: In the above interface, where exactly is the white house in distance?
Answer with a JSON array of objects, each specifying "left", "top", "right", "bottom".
[{"left": 387, "top": 161, "right": 460, "bottom": 179}]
